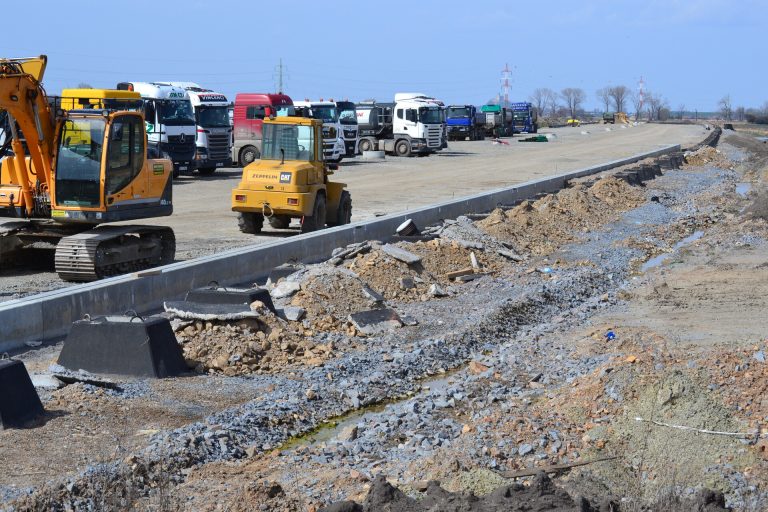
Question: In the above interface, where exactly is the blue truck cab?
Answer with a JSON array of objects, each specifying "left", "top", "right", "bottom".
[
  {"left": 510, "top": 102, "right": 538, "bottom": 134},
  {"left": 445, "top": 105, "right": 484, "bottom": 141}
]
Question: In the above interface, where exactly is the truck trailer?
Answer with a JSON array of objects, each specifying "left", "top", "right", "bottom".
[
  {"left": 354, "top": 93, "right": 443, "bottom": 157},
  {"left": 478, "top": 105, "right": 514, "bottom": 137}
]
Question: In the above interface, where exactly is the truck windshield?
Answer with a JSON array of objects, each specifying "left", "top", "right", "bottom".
[
  {"left": 55, "top": 117, "right": 105, "bottom": 207},
  {"left": 262, "top": 123, "right": 314, "bottom": 162},
  {"left": 447, "top": 107, "right": 470, "bottom": 118},
  {"left": 197, "top": 106, "right": 230, "bottom": 128},
  {"left": 338, "top": 108, "right": 357, "bottom": 125},
  {"left": 419, "top": 107, "right": 442, "bottom": 124},
  {"left": 311, "top": 106, "right": 337, "bottom": 123},
  {"left": 158, "top": 100, "right": 195, "bottom": 126}
]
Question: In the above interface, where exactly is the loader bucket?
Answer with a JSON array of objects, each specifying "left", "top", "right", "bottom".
[
  {"left": 0, "top": 359, "right": 45, "bottom": 428},
  {"left": 57, "top": 315, "right": 187, "bottom": 378}
]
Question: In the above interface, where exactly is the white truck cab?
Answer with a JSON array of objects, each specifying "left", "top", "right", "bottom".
[
  {"left": 116, "top": 81, "right": 196, "bottom": 176},
  {"left": 293, "top": 100, "right": 346, "bottom": 162},
  {"left": 390, "top": 92, "right": 443, "bottom": 156},
  {"left": 164, "top": 82, "right": 232, "bottom": 175}
]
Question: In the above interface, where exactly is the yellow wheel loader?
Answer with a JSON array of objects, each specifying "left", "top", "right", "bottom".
[
  {"left": 0, "top": 55, "right": 175, "bottom": 281},
  {"left": 231, "top": 116, "right": 351, "bottom": 234}
]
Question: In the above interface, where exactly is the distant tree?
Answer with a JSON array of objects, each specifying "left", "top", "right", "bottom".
[
  {"left": 596, "top": 87, "right": 612, "bottom": 112},
  {"left": 544, "top": 89, "right": 559, "bottom": 118},
  {"left": 77, "top": 82, "right": 93, "bottom": 89},
  {"left": 529, "top": 88, "right": 555, "bottom": 118},
  {"left": 608, "top": 85, "right": 630, "bottom": 113},
  {"left": 645, "top": 91, "right": 668, "bottom": 121},
  {"left": 659, "top": 108, "right": 671, "bottom": 121},
  {"left": 735, "top": 106, "right": 745, "bottom": 122},
  {"left": 560, "top": 88, "right": 586, "bottom": 119},
  {"left": 718, "top": 95, "right": 732, "bottom": 121},
  {"left": 677, "top": 104, "right": 686, "bottom": 120},
  {"left": 630, "top": 92, "right": 644, "bottom": 120}
]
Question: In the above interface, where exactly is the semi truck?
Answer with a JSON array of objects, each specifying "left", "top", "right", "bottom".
[
  {"left": 116, "top": 82, "right": 196, "bottom": 176},
  {"left": 231, "top": 93, "right": 294, "bottom": 166},
  {"left": 478, "top": 105, "right": 514, "bottom": 137},
  {"left": 335, "top": 100, "right": 359, "bottom": 157},
  {"left": 293, "top": 100, "right": 346, "bottom": 162},
  {"left": 165, "top": 82, "right": 232, "bottom": 175},
  {"left": 510, "top": 102, "right": 538, "bottom": 133},
  {"left": 354, "top": 93, "right": 443, "bottom": 157},
  {"left": 446, "top": 105, "right": 484, "bottom": 141}
]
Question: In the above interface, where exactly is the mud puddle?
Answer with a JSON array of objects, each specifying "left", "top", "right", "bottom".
[{"left": 641, "top": 230, "right": 704, "bottom": 271}]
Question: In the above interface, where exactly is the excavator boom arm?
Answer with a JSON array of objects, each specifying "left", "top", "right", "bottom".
[{"left": 0, "top": 55, "right": 56, "bottom": 214}]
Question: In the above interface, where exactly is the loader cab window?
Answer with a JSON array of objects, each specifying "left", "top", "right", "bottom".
[
  {"left": 55, "top": 117, "right": 105, "bottom": 207},
  {"left": 262, "top": 123, "right": 314, "bottom": 162},
  {"left": 106, "top": 115, "right": 145, "bottom": 196}
]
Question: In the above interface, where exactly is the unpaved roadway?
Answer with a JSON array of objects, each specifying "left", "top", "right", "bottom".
[{"left": 0, "top": 123, "right": 705, "bottom": 300}]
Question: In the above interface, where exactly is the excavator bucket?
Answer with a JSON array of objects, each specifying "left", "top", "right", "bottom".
[
  {"left": 0, "top": 358, "right": 45, "bottom": 428},
  {"left": 0, "top": 55, "right": 47, "bottom": 81},
  {"left": 57, "top": 314, "right": 188, "bottom": 378}
]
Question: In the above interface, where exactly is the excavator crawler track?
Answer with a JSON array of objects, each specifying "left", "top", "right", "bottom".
[{"left": 55, "top": 225, "right": 175, "bottom": 282}]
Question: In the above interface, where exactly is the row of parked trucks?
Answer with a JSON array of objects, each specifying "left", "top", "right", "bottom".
[{"left": 445, "top": 102, "right": 538, "bottom": 141}]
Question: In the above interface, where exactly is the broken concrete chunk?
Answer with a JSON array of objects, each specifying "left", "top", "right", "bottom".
[
  {"left": 428, "top": 284, "right": 448, "bottom": 297},
  {"left": 31, "top": 374, "right": 66, "bottom": 390},
  {"left": 282, "top": 306, "right": 306, "bottom": 322},
  {"left": 400, "top": 314, "right": 419, "bottom": 326},
  {"left": 470, "top": 252, "right": 480, "bottom": 270},
  {"left": 348, "top": 309, "right": 403, "bottom": 335},
  {"left": 381, "top": 244, "right": 422, "bottom": 264},
  {"left": 362, "top": 285, "right": 385, "bottom": 303},
  {"left": 270, "top": 281, "right": 301, "bottom": 299},
  {"left": 497, "top": 249, "right": 523, "bottom": 261},
  {"left": 456, "top": 239, "right": 484, "bottom": 250},
  {"left": 399, "top": 277, "right": 416, "bottom": 290},
  {"left": 164, "top": 301, "right": 259, "bottom": 321}
]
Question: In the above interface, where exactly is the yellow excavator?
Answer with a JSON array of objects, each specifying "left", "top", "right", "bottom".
[{"left": 0, "top": 55, "right": 175, "bottom": 281}]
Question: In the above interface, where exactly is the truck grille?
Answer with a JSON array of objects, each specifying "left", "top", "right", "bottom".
[
  {"left": 164, "top": 137, "right": 196, "bottom": 161},
  {"left": 426, "top": 126, "right": 442, "bottom": 148},
  {"left": 208, "top": 133, "right": 230, "bottom": 160}
]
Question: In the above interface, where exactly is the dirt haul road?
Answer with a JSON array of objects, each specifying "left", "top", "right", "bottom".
[{"left": 0, "top": 123, "right": 704, "bottom": 300}]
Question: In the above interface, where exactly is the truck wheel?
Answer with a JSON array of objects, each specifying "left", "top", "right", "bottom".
[
  {"left": 395, "top": 140, "right": 411, "bottom": 157},
  {"left": 268, "top": 215, "right": 291, "bottom": 229},
  {"left": 197, "top": 167, "right": 216, "bottom": 176},
  {"left": 237, "top": 212, "right": 263, "bottom": 234},
  {"left": 239, "top": 146, "right": 259, "bottom": 167},
  {"left": 328, "top": 191, "right": 352, "bottom": 226},
  {"left": 301, "top": 193, "right": 326, "bottom": 233},
  {"left": 358, "top": 138, "right": 373, "bottom": 153}
]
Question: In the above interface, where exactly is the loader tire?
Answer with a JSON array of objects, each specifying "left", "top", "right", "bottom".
[
  {"left": 301, "top": 193, "right": 326, "bottom": 233},
  {"left": 238, "top": 212, "right": 264, "bottom": 234},
  {"left": 268, "top": 215, "right": 291, "bottom": 229},
  {"left": 328, "top": 191, "right": 352, "bottom": 227}
]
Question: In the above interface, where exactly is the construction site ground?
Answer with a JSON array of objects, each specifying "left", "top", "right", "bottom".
[
  {"left": 0, "top": 123, "right": 704, "bottom": 301},
  {"left": 3, "top": 127, "right": 768, "bottom": 511}
]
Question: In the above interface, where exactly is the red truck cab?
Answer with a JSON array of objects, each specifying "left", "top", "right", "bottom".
[{"left": 231, "top": 93, "right": 294, "bottom": 166}]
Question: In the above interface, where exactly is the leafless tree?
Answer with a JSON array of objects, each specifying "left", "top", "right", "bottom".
[
  {"left": 608, "top": 85, "right": 630, "bottom": 113},
  {"left": 718, "top": 95, "right": 732, "bottom": 121},
  {"left": 677, "top": 104, "right": 686, "bottom": 120},
  {"left": 530, "top": 88, "right": 559, "bottom": 118},
  {"left": 631, "top": 92, "right": 644, "bottom": 120},
  {"left": 735, "top": 106, "right": 745, "bottom": 122},
  {"left": 596, "top": 87, "right": 612, "bottom": 112},
  {"left": 561, "top": 88, "right": 586, "bottom": 119},
  {"left": 645, "top": 91, "right": 668, "bottom": 121}
]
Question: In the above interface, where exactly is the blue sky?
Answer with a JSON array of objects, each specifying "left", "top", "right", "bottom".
[{"left": 5, "top": 0, "right": 764, "bottom": 111}]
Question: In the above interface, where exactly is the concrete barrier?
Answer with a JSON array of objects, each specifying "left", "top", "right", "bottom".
[{"left": 0, "top": 144, "right": 680, "bottom": 351}]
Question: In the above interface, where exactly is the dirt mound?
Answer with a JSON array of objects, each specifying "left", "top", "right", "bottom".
[
  {"left": 176, "top": 314, "right": 336, "bottom": 375},
  {"left": 477, "top": 177, "right": 645, "bottom": 255},
  {"left": 319, "top": 473, "right": 609, "bottom": 512},
  {"left": 225, "top": 480, "right": 305, "bottom": 512},
  {"left": 347, "top": 240, "right": 498, "bottom": 302},
  {"left": 684, "top": 146, "right": 733, "bottom": 169},
  {"left": 289, "top": 268, "right": 375, "bottom": 332}
]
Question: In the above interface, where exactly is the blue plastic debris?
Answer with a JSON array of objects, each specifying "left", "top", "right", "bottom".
[{"left": 605, "top": 330, "right": 616, "bottom": 341}]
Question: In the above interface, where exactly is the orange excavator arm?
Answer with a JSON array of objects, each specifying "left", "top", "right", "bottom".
[{"left": 0, "top": 55, "right": 56, "bottom": 215}]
